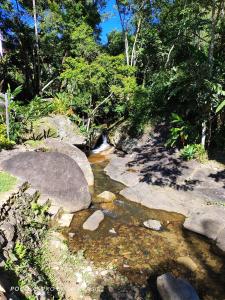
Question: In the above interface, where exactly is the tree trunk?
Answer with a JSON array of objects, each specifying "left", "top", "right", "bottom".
[{"left": 32, "top": 0, "right": 40, "bottom": 94}]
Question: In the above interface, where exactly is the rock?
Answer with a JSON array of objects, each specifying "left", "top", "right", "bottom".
[
  {"left": 120, "top": 182, "right": 207, "bottom": 216},
  {"left": 0, "top": 222, "right": 15, "bottom": 242},
  {"left": 108, "top": 121, "right": 152, "bottom": 153},
  {"left": 216, "top": 228, "right": 225, "bottom": 253},
  {"left": 30, "top": 115, "right": 85, "bottom": 145},
  {"left": 58, "top": 213, "right": 74, "bottom": 227},
  {"left": 0, "top": 293, "right": 6, "bottom": 300},
  {"left": 0, "top": 281, "right": 6, "bottom": 293},
  {"left": 183, "top": 207, "right": 225, "bottom": 240},
  {"left": 83, "top": 210, "right": 104, "bottom": 231},
  {"left": 157, "top": 273, "right": 200, "bottom": 300},
  {"left": 0, "top": 235, "right": 6, "bottom": 247},
  {"left": 69, "top": 232, "right": 75, "bottom": 238},
  {"left": 177, "top": 256, "right": 198, "bottom": 272},
  {"left": 43, "top": 139, "right": 94, "bottom": 186},
  {"left": 109, "top": 228, "right": 116, "bottom": 234},
  {"left": 143, "top": 219, "right": 162, "bottom": 231},
  {"left": 105, "top": 156, "right": 139, "bottom": 187},
  {"left": 1, "top": 152, "right": 91, "bottom": 213},
  {"left": 96, "top": 191, "right": 116, "bottom": 203}
]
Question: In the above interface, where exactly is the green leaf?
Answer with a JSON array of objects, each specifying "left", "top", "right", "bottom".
[{"left": 216, "top": 100, "right": 225, "bottom": 113}]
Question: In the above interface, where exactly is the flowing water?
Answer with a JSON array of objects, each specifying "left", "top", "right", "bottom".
[{"left": 66, "top": 156, "right": 225, "bottom": 300}]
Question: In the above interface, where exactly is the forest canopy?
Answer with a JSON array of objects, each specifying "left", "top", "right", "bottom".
[{"left": 0, "top": 0, "right": 225, "bottom": 152}]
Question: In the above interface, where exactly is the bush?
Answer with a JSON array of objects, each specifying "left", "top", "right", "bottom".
[
  {"left": 0, "top": 124, "right": 15, "bottom": 149},
  {"left": 180, "top": 144, "right": 207, "bottom": 162}
]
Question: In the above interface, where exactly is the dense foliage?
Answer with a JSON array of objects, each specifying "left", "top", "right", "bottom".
[{"left": 0, "top": 0, "right": 225, "bottom": 152}]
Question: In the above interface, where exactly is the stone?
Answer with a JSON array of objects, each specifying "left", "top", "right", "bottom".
[
  {"left": 30, "top": 115, "right": 85, "bottom": 145},
  {"left": 183, "top": 207, "right": 225, "bottom": 240},
  {"left": 0, "top": 235, "right": 6, "bottom": 247},
  {"left": 43, "top": 139, "right": 94, "bottom": 186},
  {"left": 143, "top": 219, "right": 162, "bottom": 231},
  {"left": 177, "top": 256, "right": 198, "bottom": 272},
  {"left": 120, "top": 182, "right": 206, "bottom": 216},
  {"left": 157, "top": 273, "right": 200, "bottom": 300},
  {"left": 216, "top": 227, "right": 225, "bottom": 253},
  {"left": 69, "top": 232, "right": 75, "bottom": 238},
  {"left": 109, "top": 228, "right": 116, "bottom": 234},
  {"left": 58, "top": 213, "right": 74, "bottom": 227},
  {"left": 96, "top": 191, "right": 116, "bottom": 203},
  {"left": 105, "top": 156, "right": 140, "bottom": 187},
  {"left": 83, "top": 210, "right": 104, "bottom": 231},
  {"left": 1, "top": 152, "right": 91, "bottom": 213},
  {"left": 0, "top": 292, "right": 6, "bottom": 300},
  {"left": 0, "top": 222, "right": 15, "bottom": 242}
]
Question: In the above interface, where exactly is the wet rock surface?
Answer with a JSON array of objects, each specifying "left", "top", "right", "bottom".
[
  {"left": 157, "top": 273, "right": 200, "bottom": 300},
  {"left": 96, "top": 191, "right": 116, "bottom": 203},
  {"left": 83, "top": 210, "right": 104, "bottom": 231},
  {"left": 1, "top": 151, "right": 91, "bottom": 213}
]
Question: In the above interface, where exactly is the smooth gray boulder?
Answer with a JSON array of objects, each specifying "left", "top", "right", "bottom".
[
  {"left": 43, "top": 139, "right": 94, "bottom": 186},
  {"left": 83, "top": 210, "right": 104, "bottom": 231},
  {"left": 157, "top": 273, "right": 200, "bottom": 300},
  {"left": 1, "top": 152, "right": 91, "bottom": 213}
]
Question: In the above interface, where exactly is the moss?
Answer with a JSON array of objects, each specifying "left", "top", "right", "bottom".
[
  {"left": 32, "top": 118, "right": 58, "bottom": 140},
  {"left": 25, "top": 140, "right": 45, "bottom": 148},
  {"left": 0, "top": 172, "right": 17, "bottom": 192}
]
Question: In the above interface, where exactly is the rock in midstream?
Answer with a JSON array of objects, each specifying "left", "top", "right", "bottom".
[{"left": 83, "top": 210, "right": 104, "bottom": 231}]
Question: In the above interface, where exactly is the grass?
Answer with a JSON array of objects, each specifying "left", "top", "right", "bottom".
[{"left": 0, "top": 171, "right": 17, "bottom": 192}]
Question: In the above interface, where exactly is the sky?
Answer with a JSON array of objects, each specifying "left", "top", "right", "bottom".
[{"left": 100, "top": 0, "right": 122, "bottom": 44}]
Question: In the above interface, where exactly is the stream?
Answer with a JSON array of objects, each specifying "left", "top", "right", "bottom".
[{"left": 65, "top": 155, "right": 225, "bottom": 300}]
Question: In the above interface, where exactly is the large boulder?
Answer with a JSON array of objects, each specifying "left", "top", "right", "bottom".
[
  {"left": 157, "top": 273, "right": 200, "bottom": 300},
  {"left": 42, "top": 139, "right": 94, "bottom": 186},
  {"left": 29, "top": 115, "right": 85, "bottom": 146},
  {"left": 108, "top": 121, "right": 152, "bottom": 153},
  {"left": 1, "top": 152, "right": 91, "bottom": 213}
]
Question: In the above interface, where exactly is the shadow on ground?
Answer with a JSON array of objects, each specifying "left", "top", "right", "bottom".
[{"left": 127, "top": 125, "right": 200, "bottom": 191}]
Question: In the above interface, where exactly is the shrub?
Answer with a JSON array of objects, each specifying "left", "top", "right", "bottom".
[
  {"left": 180, "top": 144, "right": 207, "bottom": 162},
  {"left": 0, "top": 124, "right": 15, "bottom": 149}
]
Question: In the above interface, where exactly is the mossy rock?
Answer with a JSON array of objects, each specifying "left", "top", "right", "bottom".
[{"left": 29, "top": 115, "right": 86, "bottom": 145}]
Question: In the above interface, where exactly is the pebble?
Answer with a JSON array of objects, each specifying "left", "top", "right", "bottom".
[{"left": 109, "top": 228, "right": 116, "bottom": 234}]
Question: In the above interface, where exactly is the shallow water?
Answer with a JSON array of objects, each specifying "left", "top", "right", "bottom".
[{"left": 66, "top": 158, "right": 225, "bottom": 299}]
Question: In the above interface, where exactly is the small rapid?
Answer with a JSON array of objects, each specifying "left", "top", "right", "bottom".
[{"left": 92, "top": 134, "right": 111, "bottom": 154}]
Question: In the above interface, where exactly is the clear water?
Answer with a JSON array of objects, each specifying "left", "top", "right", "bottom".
[{"left": 66, "top": 157, "right": 225, "bottom": 300}]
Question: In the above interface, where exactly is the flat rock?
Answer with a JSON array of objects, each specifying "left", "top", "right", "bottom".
[
  {"left": 105, "top": 156, "right": 139, "bottom": 187},
  {"left": 120, "top": 182, "right": 206, "bottom": 216},
  {"left": 183, "top": 206, "right": 225, "bottom": 240},
  {"left": 143, "top": 219, "right": 162, "bottom": 231},
  {"left": 83, "top": 210, "right": 104, "bottom": 231},
  {"left": 157, "top": 273, "right": 200, "bottom": 300},
  {"left": 43, "top": 138, "right": 94, "bottom": 186},
  {"left": 1, "top": 152, "right": 91, "bottom": 213},
  {"left": 96, "top": 191, "right": 116, "bottom": 203},
  {"left": 58, "top": 213, "right": 74, "bottom": 227},
  {"left": 177, "top": 256, "right": 198, "bottom": 272}
]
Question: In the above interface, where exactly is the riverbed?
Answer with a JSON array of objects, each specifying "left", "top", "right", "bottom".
[{"left": 65, "top": 157, "right": 225, "bottom": 300}]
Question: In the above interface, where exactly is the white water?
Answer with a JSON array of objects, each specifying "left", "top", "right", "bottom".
[{"left": 92, "top": 134, "right": 110, "bottom": 153}]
